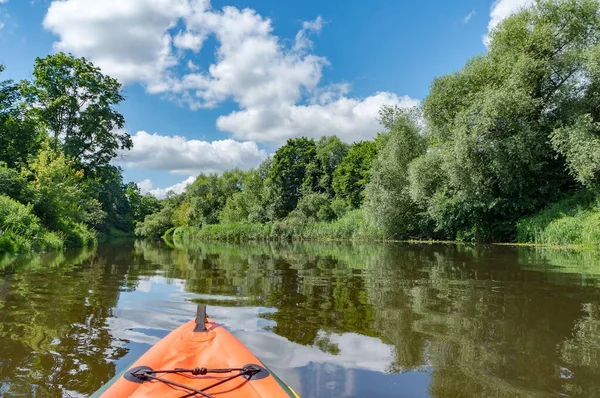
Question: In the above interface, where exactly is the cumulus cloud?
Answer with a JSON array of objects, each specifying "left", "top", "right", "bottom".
[
  {"left": 43, "top": 0, "right": 417, "bottom": 144},
  {"left": 218, "top": 92, "right": 420, "bottom": 144},
  {"left": 43, "top": 0, "right": 191, "bottom": 88},
  {"left": 121, "top": 131, "right": 267, "bottom": 175},
  {"left": 485, "top": 0, "right": 534, "bottom": 44},
  {"left": 137, "top": 176, "right": 196, "bottom": 198}
]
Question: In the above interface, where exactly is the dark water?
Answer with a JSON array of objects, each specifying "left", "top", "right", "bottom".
[{"left": 0, "top": 241, "right": 600, "bottom": 397}]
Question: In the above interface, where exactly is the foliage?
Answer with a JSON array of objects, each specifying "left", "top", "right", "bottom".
[
  {"left": 0, "top": 65, "right": 43, "bottom": 168},
  {"left": 185, "top": 170, "right": 245, "bottom": 227},
  {"left": 21, "top": 53, "right": 132, "bottom": 172},
  {"left": 551, "top": 114, "right": 600, "bottom": 188},
  {"left": 134, "top": 202, "right": 177, "bottom": 238},
  {"left": 125, "top": 182, "right": 162, "bottom": 224},
  {"left": 517, "top": 190, "right": 600, "bottom": 247},
  {"left": 0, "top": 195, "right": 63, "bottom": 253},
  {"left": 24, "top": 148, "right": 103, "bottom": 232},
  {"left": 412, "top": 0, "right": 600, "bottom": 241},
  {"left": 307, "top": 136, "right": 349, "bottom": 196},
  {"left": 0, "top": 162, "right": 32, "bottom": 204},
  {"left": 364, "top": 106, "right": 426, "bottom": 239},
  {"left": 171, "top": 209, "right": 377, "bottom": 243},
  {"left": 0, "top": 55, "right": 142, "bottom": 253},
  {"left": 270, "top": 137, "right": 317, "bottom": 217},
  {"left": 292, "top": 192, "right": 335, "bottom": 222},
  {"left": 332, "top": 140, "right": 377, "bottom": 209}
]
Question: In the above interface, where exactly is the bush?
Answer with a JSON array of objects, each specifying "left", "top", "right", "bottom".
[
  {"left": 61, "top": 221, "right": 96, "bottom": 248},
  {"left": 0, "top": 163, "right": 31, "bottom": 203},
  {"left": 135, "top": 205, "right": 176, "bottom": 238},
  {"left": 0, "top": 195, "right": 64, "bottom": 253}
]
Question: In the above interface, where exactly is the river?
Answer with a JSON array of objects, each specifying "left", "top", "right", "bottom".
[{"left": 0, "top": 240, "right": 599, "bottom": 397}]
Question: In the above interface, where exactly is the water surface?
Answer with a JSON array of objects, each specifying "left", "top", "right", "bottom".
[{"left": 0, "top": 240, "right": 599, "bottom": 397}]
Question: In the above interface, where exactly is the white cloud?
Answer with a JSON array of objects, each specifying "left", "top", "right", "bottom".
[
  {"left": 43, "top": 0, "right": 193, "bottom": 88},
  {"left": 0, "top": 0, "right": 7, "bottom": 4},
  {"left": 173, "top": 30, "right": 205, "bottom": 52},
  {"left": 463, "top": 10, "right": 476, "bottom": 23},
  {"left": 485, "top": 0, "right": 534, "bottom": 44},
  {"left": 218, "top": 92, "right": 420, "bottom": 144},
  {"left": 122, "top": 130, "right": 267, "bottom": 174},
  {"left": 137, "top": 176, "right": 196, "bottom": 198},
  {"left": 137, "top": 179, "right": 154, "bottom": 193},
  {"left": 43, "top": 0, "right": 417, "bottom": 145}
]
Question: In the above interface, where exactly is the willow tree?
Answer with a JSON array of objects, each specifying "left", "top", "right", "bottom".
[{"left": 364, "top": 106, "right": 426, "bottom": 239}]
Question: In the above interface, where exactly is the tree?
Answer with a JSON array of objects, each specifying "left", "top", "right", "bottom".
[
  {"left": 364, "top": 106, "right": 426, "bottom": 239},
  {"left": 85, "top": 166, "right": 133, "bottom": 232},
  {"left": 184, "top": 169, "right": 245, "bottom": 227},
  {"left": 332, "top": 140, "right": 378, "bottom": 209},
  {"left": 270, "top": 138, "right": 317, "bottom": 217},
  {"left": 23, "top": 148, "right": 101, "bottom": 246},
  {"left": 125, "top": 182, "right": 162, "bottom": 225},
  {"left": 305, "top": 136, "right": 349, "bottom": 196},
  {"left": 21, "top": 53, "right": 131, "bottom": 172}
]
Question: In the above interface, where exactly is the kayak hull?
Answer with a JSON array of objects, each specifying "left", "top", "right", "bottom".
[{"left": 93, "top": 318, "right": 299, "bottom": 398}]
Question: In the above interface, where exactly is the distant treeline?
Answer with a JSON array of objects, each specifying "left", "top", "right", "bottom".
[
  {"left": 0, "top": 54, "right": 160, "bottom": 253},
  {"left": 137, "top": 0, "right": 600, "bottom": 247}
]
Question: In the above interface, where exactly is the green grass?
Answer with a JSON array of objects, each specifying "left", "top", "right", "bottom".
[
  {"left": 0, "top": 195, "right": 65, "bottom": 253},
  {"left": 517, "top": 190, "right": 600, "bottom": 248}
]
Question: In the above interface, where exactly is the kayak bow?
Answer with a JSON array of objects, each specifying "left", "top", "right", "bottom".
[{"left": 92, "top": 305, "right": 299, "bottom": 398}]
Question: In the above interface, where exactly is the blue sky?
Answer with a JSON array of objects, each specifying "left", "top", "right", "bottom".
[{"left": 0, "top": 0, "right": 532, "bottom": 197}]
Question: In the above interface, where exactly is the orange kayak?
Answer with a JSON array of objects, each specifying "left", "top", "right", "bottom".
[{"left": 92, "top": 305, "right": 300, "bottom": 398}]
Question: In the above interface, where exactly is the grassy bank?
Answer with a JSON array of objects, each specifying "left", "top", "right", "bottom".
[
  {"left": 167, "top": 210, "right": 382, "bottom": 244},
  {"left": 517, "top": 190, "right": 600, "bottom": 248},
  {"left": 0, "top": 195, "right": 96, "bottom": 254},
  {"left": 161, "top": 192, "right": 600, "bottom": 250}
]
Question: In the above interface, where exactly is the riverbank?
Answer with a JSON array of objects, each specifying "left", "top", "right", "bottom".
[
  {"left": 163, "top": 209, "right": 379, "bottom": 244},
  {"left": 161, "top": 191, "right": 600, "bottom": 251}
]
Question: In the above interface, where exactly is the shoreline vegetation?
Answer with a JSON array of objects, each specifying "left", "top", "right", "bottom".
[
  {"left": 0, "top": 54, "right": 159, "bottom": 254},
  {"left": 135, "top": 1, "right": 600, "bottom": 252}
]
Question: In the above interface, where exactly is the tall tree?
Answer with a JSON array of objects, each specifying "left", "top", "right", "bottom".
[
  {"left": 364, "top": 106, "right": 426, "bottom": 239},
  {"left": 332, "top": 140, "right": 378, "bottom": 209},
  {"left": 303, "top": 136, "right": 349, "bottom": 196},
  {"left": 270, "top": 137, "right": 317, "bottom": 217},
  {"left": 21, "top": 53, "right": 132, "bottom": 172}
]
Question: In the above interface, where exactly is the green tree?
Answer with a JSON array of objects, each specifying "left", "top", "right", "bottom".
[
  {"left": 183, "top": 169, "right": 245, "bottom": 227},
  {"left": 303, "top": 136, "right": 349, "bottom": 196},
  {"left": 270, "top": 138, "right": 317, "bottom": 217},
  {"left": 125, "top": 182, "right": 162, "bottom": 225},
  {"left": 332, "top": 140, "right": 378, "bottom": 209},
  {"left": 21, "top": 53, "right": 131, "bottom": 172},
  {"left": 85, "top": 166, "right": 134, "bottom": 232},
  {"left": 24, "top": 148, "right": 101, "bottom": 245},
  {"left": 364, "top": 106, "right": 426, "bottom": 239}
]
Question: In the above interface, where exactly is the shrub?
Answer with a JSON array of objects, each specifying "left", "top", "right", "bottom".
[{"left": 0, "top": 195, "right": 64, "bottom": 253}]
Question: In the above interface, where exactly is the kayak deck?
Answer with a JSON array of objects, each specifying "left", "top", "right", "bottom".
[{"left": 94, "top": 307, "right": 299, "bottom": 397}]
